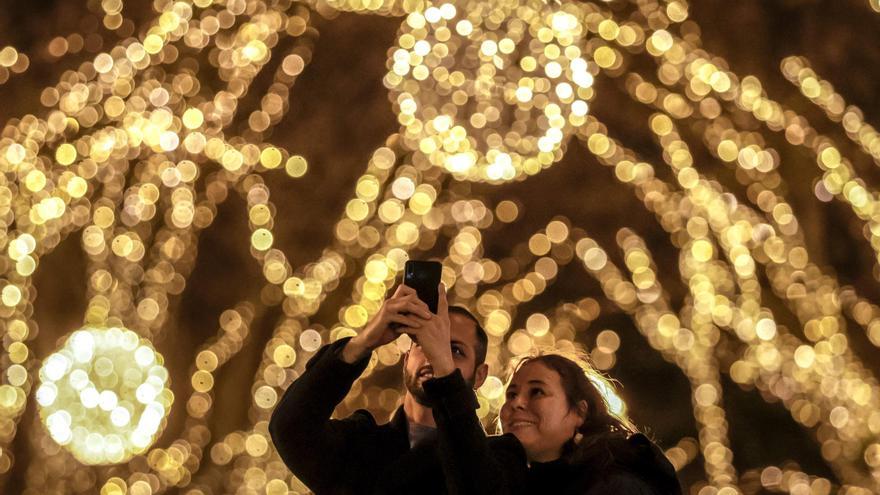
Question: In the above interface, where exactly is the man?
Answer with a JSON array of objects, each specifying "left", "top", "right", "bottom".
[{"left": 269, "top": 284, "right": 520, "bottom": 494}]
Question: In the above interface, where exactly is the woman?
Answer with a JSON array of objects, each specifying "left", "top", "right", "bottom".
[{"left": 497, "top": 352, "right": 682, "bottom": 494}]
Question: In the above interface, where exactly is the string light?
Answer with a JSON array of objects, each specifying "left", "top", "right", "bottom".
[
  {"left": 36, "top": 327, "right": 172, "bottom": 465},
  {"left": 386, "top": 0, "right": 595, "bottom": 182},
  {"left": 0, "top": 0, "right": 877, "bottom": 494},
  {"left": 0, "top": 46, "right": 29, "bottom": 86}
]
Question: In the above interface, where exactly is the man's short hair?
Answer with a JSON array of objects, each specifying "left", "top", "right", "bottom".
[{"left": 448, "top": 305, "right": 488, "bottom": 365}]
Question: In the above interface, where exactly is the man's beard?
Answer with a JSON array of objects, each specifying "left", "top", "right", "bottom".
[{"left": 404, "top": 367, "right": 475, "bottom": 407}]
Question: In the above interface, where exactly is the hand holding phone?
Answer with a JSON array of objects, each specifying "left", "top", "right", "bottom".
[
  {"left": 401, "top": 280, "right": 456, "bottom": 377},
  {"left": 341, "top": 260, "right": 442, "bottom": 363},
  {"left": 342, "top": 284, "right": 432, "bottom": 363}
]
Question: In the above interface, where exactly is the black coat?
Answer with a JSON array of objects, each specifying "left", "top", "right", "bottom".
[
  {"left": 427, "top": 383, "right": 682, "bottom": 495},
  {"left": 518, "top": 433, "right": 683, "bottom": 495},
  {"left": 268, "top": 337, "right": 522, "bottom": 495}
]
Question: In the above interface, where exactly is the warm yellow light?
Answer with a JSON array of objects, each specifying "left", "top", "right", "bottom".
[{"left": 36, "top": 327, "right": 173, "bottom": 465}]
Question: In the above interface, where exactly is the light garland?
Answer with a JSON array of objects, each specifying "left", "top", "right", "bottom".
[
  {"left": 386, "top": 0, "right": 595, "bottom": 182},
  {"left": 36, "top": 327, "right": 172, "bottom": 465},
  {"left": 0, "top": 0, "right": 877, "bottom": 494}
]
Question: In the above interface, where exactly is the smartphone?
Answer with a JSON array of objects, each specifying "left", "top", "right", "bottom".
[{"left": 403, "top": 260, "right": 442, "bottom": 313}]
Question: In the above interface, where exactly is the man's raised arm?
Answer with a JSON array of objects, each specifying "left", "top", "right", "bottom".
[{"left": 268, "top": 285, "right": 432, "bottom": 493}]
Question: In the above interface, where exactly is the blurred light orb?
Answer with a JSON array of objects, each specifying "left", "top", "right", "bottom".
[
  {"left": 301, "top": 0, "right": 424, "bottom": 16},
  {"left": 36, "top": 327, "right": 173, "bottom": 465},
  {"left": 387, "top": 0, "right": 594, "bottom": 183}
]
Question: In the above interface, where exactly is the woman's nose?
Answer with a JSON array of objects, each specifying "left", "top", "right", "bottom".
[{"left": 508, "top": 394, "right": 527, "bottom": 410}]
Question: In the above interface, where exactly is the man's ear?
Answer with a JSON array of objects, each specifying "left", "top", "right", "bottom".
[{"left": 473, "top": 363, "right": 489, "bottom": 389}]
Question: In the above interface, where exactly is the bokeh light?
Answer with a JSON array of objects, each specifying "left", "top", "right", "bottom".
[
  {"left": 0, "top": 0, "right": 877, "bottom": 494},
  {"left": 386, "top": 0, "right": 595, "bottom": 182},
  {"left": 36, "top": 327, "right": 172, "bottom": 465}
]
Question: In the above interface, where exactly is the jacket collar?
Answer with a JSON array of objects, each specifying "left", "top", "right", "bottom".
[{"left": 390, "top": 405, "right": 410, "bottom": 436}]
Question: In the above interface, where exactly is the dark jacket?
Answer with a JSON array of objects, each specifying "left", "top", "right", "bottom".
[
  {"left": 430, "top": 396, "right": 681, "bottom": 495},
  {"left": 268, "top": 337, "right": 521, "bottom": 495},
  {"left": 521, "top": 433, "right": 683, "bottom": 494}
]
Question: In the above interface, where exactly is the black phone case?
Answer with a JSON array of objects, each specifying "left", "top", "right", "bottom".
[{"left": 404, "top": 261, "right": 441, "bottom": 313}]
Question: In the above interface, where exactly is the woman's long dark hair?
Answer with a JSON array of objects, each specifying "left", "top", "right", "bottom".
[{"left": 503, "top": 351, "right": 638, "bottom": 466}]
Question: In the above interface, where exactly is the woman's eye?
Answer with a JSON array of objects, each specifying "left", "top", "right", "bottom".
[
  {"left": 530, "top": 389, "right": 544, "bottom": 397},
  {"left": 452, "top": 347, "right": 464, "bottom": 356}
]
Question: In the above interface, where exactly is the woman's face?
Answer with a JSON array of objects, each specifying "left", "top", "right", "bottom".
[{"left": 500, "top": 361, "right": 586, "bottom": 463}]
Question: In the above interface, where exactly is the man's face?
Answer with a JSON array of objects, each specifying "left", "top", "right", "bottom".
[{"left": 403, "top": 313, "right": 486, "bottom": 406}]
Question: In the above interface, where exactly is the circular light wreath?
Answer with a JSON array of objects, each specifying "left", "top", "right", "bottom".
[
  {"left": 36, "top": 327, "right": 173, "bottom": 465},
  {"left": 386, "top": 0, "right": 595, "bottom": 183}
]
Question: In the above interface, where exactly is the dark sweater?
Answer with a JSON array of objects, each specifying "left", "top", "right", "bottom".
[{"left": 268, "top": 337, "right": 521, "bottom": 495}]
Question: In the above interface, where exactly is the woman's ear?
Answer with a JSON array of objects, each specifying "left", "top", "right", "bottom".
[{"left": 574, "top": 400, "right": 588, "bottom": 427}]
